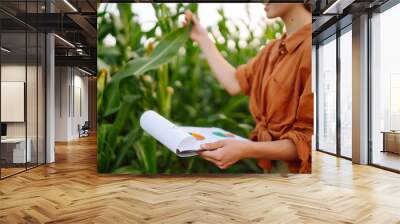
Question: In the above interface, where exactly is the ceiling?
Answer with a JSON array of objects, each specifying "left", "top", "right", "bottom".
[
  {"left": 4, "top": 0, "right": 395, "bottom": 73},
  {"left": 0, "top": 0, "right": 96, "bottom": 75},
  {"left": 312, "top": 0, "right": 392, "bottom": 44}
]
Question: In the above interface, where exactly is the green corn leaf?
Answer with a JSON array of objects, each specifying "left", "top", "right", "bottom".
[
  {"left": 110, "top": 57, "right": 148, "bottom": 82},
  {"left": 111, "top": 26, "right": 190, "bottom": 83},
  {"left": 141, "top": 135, "right": 158, "bottom": 174},
  {"left": 113, "top": 124, "right": 141, "bottom": 169},
  {"left": 133, "top": 142, "right": 147, "bottom": 172},
  {"left": 112, "top": 166, "right": 142, "bottom": 174},
  {"left": 102, "top": 24, "right": 190, "bottom": 119},
  {"left": 107, "top": 97, "right": 131, "bottom": 145},
  {"left": 222, "top": 96, "right": 248, "bottom": 114},
  {"left": 102, "top": 81, "right": 120, "bottom": 117}
]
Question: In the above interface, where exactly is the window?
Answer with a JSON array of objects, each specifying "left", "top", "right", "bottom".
[
  {"left": 339, "top": 28, "right": 352, "bottom": 158},
  {"left": 312, "top": 45, "right": 317, "bottom": 151},
  {"left": 0, "top": 0, "right": 46, "bottom": 179},
  {"left": 317, "top": 36, "right": 337, "bottom": 154},
  {"left": 371, "top": 3, "right": 400, "bottom": 171}
]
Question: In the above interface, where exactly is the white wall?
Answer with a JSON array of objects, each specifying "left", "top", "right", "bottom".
[
  {"left": 54, "top": 66, "right": 89, "bottom": 141},
  {"left": 55, "top": 66, "right": 69, "bottom": 141},
  {"left": 71, "top": 73, "right": 89, "bottom": 138},
  {"left": 1, "top": 63, "right": 46, "bottom": 164},
  {"left": 1, "top": 65, "right": 26, "bottom": 131},
  {"left": 1, "top": 65, "right": 33, "bottom": 138}
]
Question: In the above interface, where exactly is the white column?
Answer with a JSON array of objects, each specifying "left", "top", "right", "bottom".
[
  {"left": 352, "top": 14, "right": 369, "bottom": 164},
  {"left": 46, "top": 32, "right": 55, "bottom": 163}
]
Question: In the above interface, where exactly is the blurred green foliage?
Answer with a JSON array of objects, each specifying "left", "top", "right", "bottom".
[{"left": 97, "top": 3, "right": 284, "bottom": 174}]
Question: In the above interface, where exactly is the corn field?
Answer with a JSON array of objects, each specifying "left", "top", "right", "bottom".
[{"left": 97, "top": 3, "right": 285, "bottom": 174}]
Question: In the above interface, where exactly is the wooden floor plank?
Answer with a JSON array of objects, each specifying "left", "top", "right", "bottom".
[{"left": 0, "top": 135, "right": 399, "bottom": 223}]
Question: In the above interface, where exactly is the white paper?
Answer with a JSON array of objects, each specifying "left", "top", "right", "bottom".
[
  {"left": 140, "top": 110, "right": 197, "bottom": 156},
  {"left": 140, "top": 110, "right": 249, "bottom": 157}
]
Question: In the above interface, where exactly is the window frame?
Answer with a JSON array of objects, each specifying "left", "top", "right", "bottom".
[
  {"left": 315, "top": 23, "right": 353, "bottom": 160},
  {"left": 0, "top": 1, "right": 48, "bottom": 180},
  {"left": 367, "top": 0, "right": 400, "bottom": 173}
]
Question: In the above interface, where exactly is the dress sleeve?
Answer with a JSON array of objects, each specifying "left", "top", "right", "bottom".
[
  {"left": 235, "top": 47, "right": 267, "bottom": 96},
  {"left": 279, "top": 71, "right": 313, "bottom": 173}
]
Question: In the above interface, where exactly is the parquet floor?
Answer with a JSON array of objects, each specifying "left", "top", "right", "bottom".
[
  {"left": 1, "top": 135, "right": 400, "bottom": 224},
  {"left": 1, "top": 167, "right": 26, "bottom": 177}
]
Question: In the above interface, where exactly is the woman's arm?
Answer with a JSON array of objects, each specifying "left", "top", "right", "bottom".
[
  {"left": 243, "top": 139, "right": 298, "bottom": 161},
  {"left": 198, "top": 139, "right": 298, "bottom": 169},
  {"left": 184, "top": 11, "right": 241, "bottom": 95}
]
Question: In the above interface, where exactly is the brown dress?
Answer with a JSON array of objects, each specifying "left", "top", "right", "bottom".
[{"left": 235, "top": 23, "right": 313, "bottom": 173}]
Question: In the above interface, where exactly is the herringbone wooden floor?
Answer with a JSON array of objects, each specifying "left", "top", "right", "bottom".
[{"left": 1, "top": 135, "right": 400, "bottom": 224}]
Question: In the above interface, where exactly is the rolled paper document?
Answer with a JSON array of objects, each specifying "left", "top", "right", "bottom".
[
  {"left": 139, "top": 110, "right": 249, "bottom": 157},
  {"left": 139, "top": 110, "right": 198, "bottom": 157}
]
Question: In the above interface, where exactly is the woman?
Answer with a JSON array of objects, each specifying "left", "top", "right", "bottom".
[{"left": 184, "top": 2, "right": 313, "bottom": 173}]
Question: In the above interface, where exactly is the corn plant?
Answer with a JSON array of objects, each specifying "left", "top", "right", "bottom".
[{"left": 97, "top": 3, "right": 284, "bottom": 174}]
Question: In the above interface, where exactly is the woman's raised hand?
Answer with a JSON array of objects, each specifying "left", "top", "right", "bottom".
[
  {"left": 183, "top": 10, "right": 208, "bottom": 44},
  {"left": 183, "top": 10, "right": 241, "bottom": 95}
]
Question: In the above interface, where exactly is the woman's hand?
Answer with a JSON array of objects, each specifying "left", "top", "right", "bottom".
[
  {"left": 198, "top": 139, "right": 252, "bottom": 169},
  {"left": 183, "top": 10, "right": 209, "bottom": 45},
  {"left": 183, "top": 10, "right": 241, "bottom": 95}
]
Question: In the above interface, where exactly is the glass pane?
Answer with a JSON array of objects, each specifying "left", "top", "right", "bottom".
[
  {"left": 312, "top": 45, "right": 317, "bottom": 151},
  {"left": 26, "top": 0, "right": 39, "bottom": 169},
  {"left": 1, "top": 0, "right": 46, "bottom": 178},
  {"left": 27, "top": 30, "right": 38, "bottom": 169},
  {"left": 318, "top": 37, "right": 337, "bottom": 154},
  {"left": 340, "top": 29, "right": 352, "bottom": 158},
  {"left": 38, "top": 32, "right": 45, "bottom": 165},
  {"left": 371, "top": 4, "right": 400, "bottom": 171},
  {"left": 1, "top": 6, "right": 27, "bottom": 177}
]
